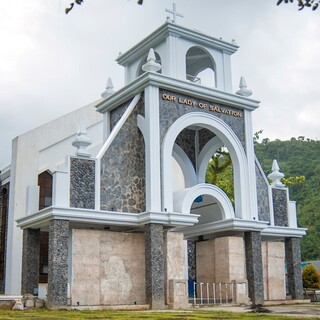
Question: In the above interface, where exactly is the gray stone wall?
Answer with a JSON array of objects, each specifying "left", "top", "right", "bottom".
[
  {"left": 176, "top": 129, "right": 196, "bottom": 167},
  {"left": 0, "top": 183, "right": 9, "bottom": 293},
  {"left": 245, "top": 231, "right": 264, "bottom": 305},
  {"left": 159, "top": 89, "right": 245, "bottom": 149},
  {"left": 21, "top": 228, "right": 40, "bottom": 295},
  {"left": 70, "top": 158, "right": 95, "bottom": 209},
  {"left": 101, "top": 98, "right": 145, "bottom": 213},
  {"left": 47, "top": 219, "right": 69, "bottom": 307},
  {"left": 187, "top": 240, "right": 197, "bottom": 280},
  {"left": 144, "top": 224, "right": 165, "bottom": 309},
  {"left": 175, "top": 128, "right": 216, "bottom": 170},
  {"left": 255, "top": 163, "right": 270, "bottom": 222},
  {"left": 272, "top": 188, "right": 288, "bottom": 227},
  {"left": 285, "top": 237, "right": 304, "bottom": 299},
  {"left": 199, "top": 128, "right": 216, "bottom": 152}
]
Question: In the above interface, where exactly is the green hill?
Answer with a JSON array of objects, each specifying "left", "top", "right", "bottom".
[{"left": 255, "top": 138, "right": 320, "bottom": 261}]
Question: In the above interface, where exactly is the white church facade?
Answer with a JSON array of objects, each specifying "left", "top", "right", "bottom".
[{"left": 0, "top": 12, "right": 306, "bottom": 309}]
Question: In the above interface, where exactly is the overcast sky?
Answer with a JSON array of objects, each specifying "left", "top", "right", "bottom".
[{"left": 1, "top": 0, "right": 319, "bottom": 168}]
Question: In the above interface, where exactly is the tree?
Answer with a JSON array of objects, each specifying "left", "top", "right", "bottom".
[
  {"left": 66, "top": 0, "right": 143, "bottom": 14},
  {"left": 302, "top": 265, "right": 320, "bottom": 289},
  {"left": 277, "top": 0, "right": 320, "bottom": 11},
  {"left": 206, "top": 148, "right": 234, "bottom": 204}
]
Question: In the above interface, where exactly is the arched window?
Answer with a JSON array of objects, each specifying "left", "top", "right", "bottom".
[
  {"left": 38, "top": 171, "right": 52, "bottom": 210},
  {"left": 186, "top": 47, "right": 216, "bottom": 87},
  {"left": 137, "top": 51, "right": 162, "bottom": 77}
]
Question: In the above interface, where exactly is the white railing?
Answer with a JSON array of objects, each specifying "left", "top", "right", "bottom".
[{"left": 190, "top": 281, "right": 248, "bottom": 305}]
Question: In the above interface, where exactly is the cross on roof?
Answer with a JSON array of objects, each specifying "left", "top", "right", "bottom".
[{"left": 165, "top": 3, "right": 184, "bottom": 23}]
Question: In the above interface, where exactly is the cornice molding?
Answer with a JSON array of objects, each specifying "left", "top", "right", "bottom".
[
  {"left": 95, "top": 72, "right": 260, "bottom": 114},
  {"left": 16, "top": 206, "right": 199, "bottom": 230},
  {"left": 117, "top": 22, "right": 238, "bottom": 66}
]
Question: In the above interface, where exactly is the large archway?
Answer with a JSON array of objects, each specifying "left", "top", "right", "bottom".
[{"left": 162, "top": 112, "right": 250, "bottom": 220}]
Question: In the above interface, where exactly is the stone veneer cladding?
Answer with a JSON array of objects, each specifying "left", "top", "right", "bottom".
[
  {"left": 272, "top": 188, "right": 288, "bottom": 227},
  {"left": 245, "top": 231, "right": 264, "bottom": 305},
  {"left": 21, "top": 228, "right": 40, "bottom": 295},
  {"left": 100, "top": 98, "right": 145, "bottom": 213},
  {"left": 144, "top": 224, "right": 165, "bottom": 309},
  {"left": 0, "top": 183, "right": 9, "bottom": 293},
  {"left": 255, "top": 162, "right": 270, "bottom": 222},
  {"left": 187, "top": 240, "right": 197, "bottom": 280},
  {"left": 47, "top": 219, "right": 69, "bottom": 307},
  {"left": 285, "top": 238, "right": 304, "bottom": 299},
  {"left": 175, "top": 129, "right": 196, "bottom": 167},
  {"left": 199, "top": 128, "right": 216, "bottom": 152},
  {"left": 159, "top": 89, "right": 245, "bottom": 149},
  {"left": 70, "top": 158, "right": 95, "bottom": 209}
]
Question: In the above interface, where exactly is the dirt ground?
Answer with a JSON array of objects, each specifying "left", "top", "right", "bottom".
[{"left": 211, "top": 303, "right": 320, "bottom": 318}]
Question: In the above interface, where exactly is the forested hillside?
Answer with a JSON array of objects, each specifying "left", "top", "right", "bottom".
[{"left": 255, "top": 138, "right": 320, "bottom": 261}]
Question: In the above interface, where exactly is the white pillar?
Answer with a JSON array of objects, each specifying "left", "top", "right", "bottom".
[
  {"left": 244, "top": 110, "right": 258, "bottom": 220},
  {"left": 144, "top": 85, "right": 162, "bottom": 212}
]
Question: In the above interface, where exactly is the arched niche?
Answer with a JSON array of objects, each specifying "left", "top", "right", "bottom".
[
  {"left": 186, "top": 46, "right": 216, "bottom": 87},
  {"left": 137, "top": 50, "right": 162, "bottom": 77}
]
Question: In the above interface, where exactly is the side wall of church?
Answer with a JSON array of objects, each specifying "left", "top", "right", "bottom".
[
  {"left": 71, "top": 229, "right": 146, "bottom": 306},
  {"left": 0, "top": 182, "right": 9, "bottom": 293},
  {"left": 100, "top": 98, "right": 146, "bottom": 213}
]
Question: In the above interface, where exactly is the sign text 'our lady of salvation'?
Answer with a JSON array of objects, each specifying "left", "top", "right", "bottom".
[{"left": 161, "top": 93, "right": 242, "bottom": 118}]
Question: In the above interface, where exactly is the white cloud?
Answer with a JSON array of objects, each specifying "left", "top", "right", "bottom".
[{"left": 1, "top": 0, "right": 320, "bottom": 167}]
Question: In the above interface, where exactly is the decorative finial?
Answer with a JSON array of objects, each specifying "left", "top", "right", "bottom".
[
  {"left": 142, "top": 48, "right": 161, "bottom": 73},
  {"left": 101, "top": 77, "right": 115, "bottom": 98},
  {"left": 165, "top": 3, "right": 184, "bottom": 23},
  {"left": 232, "top": 39, "right": 237, "bottom": 45},
  {"left": 72, "top": 122, "right": 92, "bottom": 157},
  {"left": 235, "top": 76, "right": 252, "bottom": 97},
  {"left": 268, "top": 159, "right": 285, "bottom": 187}
]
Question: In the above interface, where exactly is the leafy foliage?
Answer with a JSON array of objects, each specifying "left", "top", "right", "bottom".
[
  {"left": 206, "top": 148, "right": 234, "bottom": 204},
  {"left": 277, "top": 0, "right": 320, "bottom": 10},
  {"left": 302, "top": 264, "right": 320, "bottom": 288},
  {"left": 255, "top": 138, "right": 320, "bottom": 261},
  {"left": 65, "top": 0, "right": 143, "bottom": 14}
]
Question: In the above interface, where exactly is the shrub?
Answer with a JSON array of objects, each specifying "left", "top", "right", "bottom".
[{"left": 302, "top": 264, "right": 320, "bottom": 289}]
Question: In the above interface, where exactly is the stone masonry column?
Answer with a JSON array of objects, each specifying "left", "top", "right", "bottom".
[
  {"left": 144, "top": 224, "right": 165, "bottom": 309},
  {"left": 245, "top": 231, "right": 264, "bottom": 305},
  {"left": 285, "top": 237, "right": 304, "bottom": 299},
  {"left": 21, "top": 228, "right": 40, "bottom": 295},
  {"left": 47, "top": 219, "right": 69, "bottom": 307}
]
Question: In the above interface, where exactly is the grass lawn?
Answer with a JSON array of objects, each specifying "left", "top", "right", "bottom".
[{"left": 0, "top": 309, "right": 318, "bottom": 320}]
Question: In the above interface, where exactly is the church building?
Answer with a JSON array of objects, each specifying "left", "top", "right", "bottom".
[{"left": 0, "top": 5, "right": 306, "bottom": 309}]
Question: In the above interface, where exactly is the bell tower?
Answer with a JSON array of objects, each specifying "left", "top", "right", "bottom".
[{"left": 117, "top": 4, "right": 238, "bottom": 92}]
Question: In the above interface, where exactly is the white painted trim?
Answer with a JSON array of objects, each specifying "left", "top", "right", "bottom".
[
  {"left": 173, "top": 183, "right": 235, "bottom": 220},
  {"left": 96, "top": 94, "right": 141, "bottom": 159},
  {"left": 95, "top": 72, "right": 260, "bottom": 114},
  {"left": 254, "top": 157, "right": 275, "bottom": 226},
  {"left": 177, "top": 218, "right": 268, "bottom": 239},
  {"left": 143, "top": 86, "right": 161, "bottom": 212},
  {"left": 162, "top": 112, "right": 249, "bottom": 219},
  {"left": 16, "top": 206, "right": 199, "bottom": 230},
  {"left": 172, "top": 144, "right": 197, "bottom": 187},
  {"left": 117, "top": 22, "right": 238, "bottom": 66},
  {"left": 244, "top": 110, "right": 259, "bottom": 220},
  {"left": 197, "top": 136, "right": 223, "bottom": 183}
]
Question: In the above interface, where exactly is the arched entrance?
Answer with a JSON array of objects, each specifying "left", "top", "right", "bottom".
[{"left": 162, "top": 112, "right": 250, "bottom": 220}]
